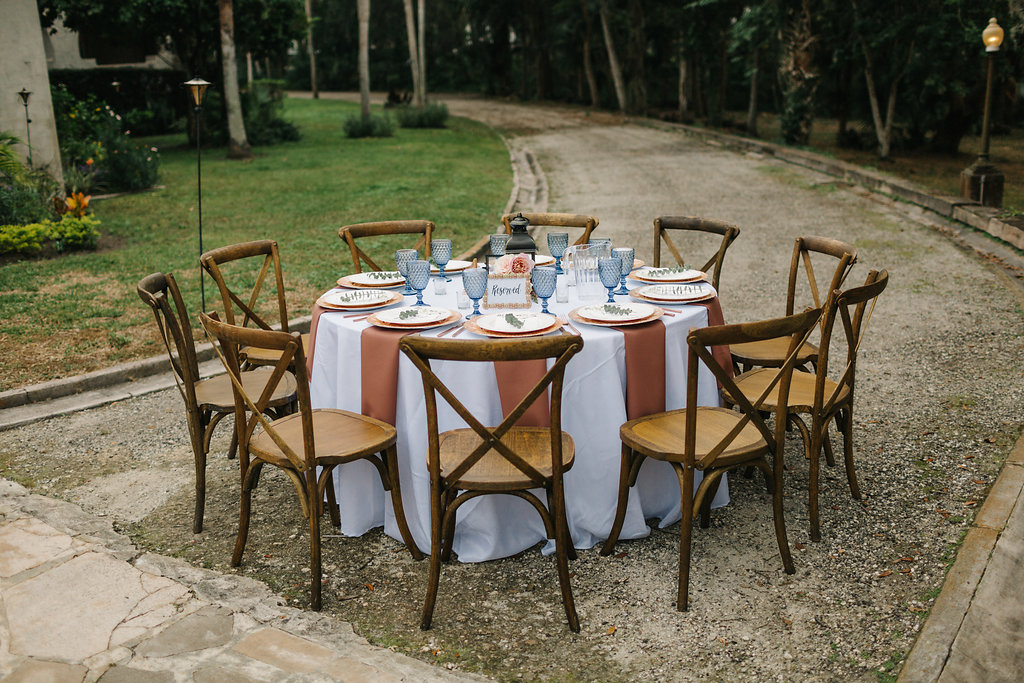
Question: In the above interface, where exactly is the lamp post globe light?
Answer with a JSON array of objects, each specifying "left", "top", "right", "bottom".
[
  {"left": 17, "top": 88, "right": 32, "bottom": 167},
  {"left": 960, "top": 18, "right": 1005, "bottom": 208},
  {"left": 184, "top": 77, "right": 212, "bottom": 312}
]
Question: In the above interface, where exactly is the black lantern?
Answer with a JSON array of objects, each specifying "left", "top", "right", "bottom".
[
  {"left": 505, "top": 212, "right": 537, "bottom": 259},
  {"left": 17, "top": 88, "right": 32, "bottom": 167}
]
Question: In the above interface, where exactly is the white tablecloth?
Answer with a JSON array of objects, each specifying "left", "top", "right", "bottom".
[{"left": 308, "top": 274, "right": 728, "bottom": 562}]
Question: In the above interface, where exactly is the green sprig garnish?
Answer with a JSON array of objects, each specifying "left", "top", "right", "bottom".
[
  {"left": 646, "top": 266, "right": 688, "bottom": 277},
  {"left": 368, "top": 271, "right": 402, "bottom": 280},
  {"left": 602, "top": 304, "right": 634, "bottom": 316},
  {"left": 505, "top": 313, "right": 525, "bottom": 329},
  {"left": 399, "top": 308, "right": 421, "bottom": 320}
]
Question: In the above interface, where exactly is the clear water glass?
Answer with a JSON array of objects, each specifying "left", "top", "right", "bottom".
[
  {"left": 599, "top": 257, "right": 621, "bottom": 303},
  {"left": 547, "top": 232, "right": 569, "bottom": 275},
  {"left": 407, "top": 260, "right": 431, "bottom": 306},
  {"left": 532, "top": 266, "right": 557, "bottom": 314},
  {"left": 490, "top": 233, "right": 510, "bottom": 257},
  {"left": 395, "top": 249, "right": 418, "bottom": 295},
  {"left": 431, "top": 238, "right": 452, "bottom": 282},
  {"left": 462, "top": 267, "right": 488, "bottom": 316},
  {"left": 590, "top": 237, "right": 613, "bottom": 251},
  {"left": 612, "top": 247, "right": 634, "bottom": 295}
]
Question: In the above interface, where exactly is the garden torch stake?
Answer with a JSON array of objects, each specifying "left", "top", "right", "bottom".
[{"left": 184, "top": 77, "right": 211, "bottom": 313}]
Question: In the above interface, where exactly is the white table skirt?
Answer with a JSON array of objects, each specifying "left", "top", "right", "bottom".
[{"left": 308, "top": 275, "right": 729, "bottom": 562}]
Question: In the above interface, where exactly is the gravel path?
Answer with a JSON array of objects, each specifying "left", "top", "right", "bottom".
[{"left": 2, "top": 96, "right": 1022, "bottom": 681}]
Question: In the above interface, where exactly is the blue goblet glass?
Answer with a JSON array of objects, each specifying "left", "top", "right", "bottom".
[
  {"left": 407, "top": 260, "right": 430, "bottom": 306},
  {"left": 462, "top": 267, "right": 488, "bottom": 317},
  {"left": 532, "top": 266, "right": 556, "bottom": 314},
  {"left": 490, "top": 233, "right": 510, "bottom": 257},
  {"left": 395, "top": 249, "right": 418, "bottom": 296},
  {"left": 599, "top": 258, "right": 621, "bottom": 303},
  {"left": 431, "top": 238, "right": 452, "bottom": 282},
  {"left": 612, "top": 247, "right": 634, "bottom": 295},
  {"left": 547, "top": 232, "right": 569, "bottom": 275}
]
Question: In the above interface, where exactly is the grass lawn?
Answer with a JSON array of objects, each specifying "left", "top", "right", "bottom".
[{"left": 0, "top": 98, "right": 511, "bottom": 391}]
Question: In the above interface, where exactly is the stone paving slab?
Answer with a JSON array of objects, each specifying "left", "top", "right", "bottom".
[{"left": 0, "top": 478, "right": 483, "bottom": 682}]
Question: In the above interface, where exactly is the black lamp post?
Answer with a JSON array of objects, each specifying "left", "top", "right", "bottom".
[
  {"left": 960, "top": 17, "right": 1005, "bottom": 208},
  {"left": 184, "top": 77, "right": 211, "bottom": 312},
  {"left": 17, "top": 88, "right": 32, "bottom": 167}
]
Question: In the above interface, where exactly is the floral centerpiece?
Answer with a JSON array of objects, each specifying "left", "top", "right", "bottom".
[{"left": 492, "top": 253, "right": 534, "bottom": 275}]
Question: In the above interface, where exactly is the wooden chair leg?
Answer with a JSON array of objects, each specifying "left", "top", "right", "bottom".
[
  {"left": 822, "top": 425, "right": 837, "bottom": 467},
  {"left": 188, "top": 421, "right": 208, "bottom": 534},
  {"left": 308, "top": 478, "right": 323, "bottom": 611},
  {"left": 440, "top": 489, "right": 458, "bottom": 563},
  {"left": 600, "top": 443, "right": 635, "bottom": 556},
  {"left": 699, "top": 475, "right": 721, "bottom": 529},
  {"left": 771, "top": 456, "right": 795, "bottom": 573},
  {"left": 547, "top": 488, "right": 577, "bottom": 560},
  {"left": 676, "top": 463, "right": 695, "bottom": 612},
  {"left": 840, "top": 408, "right": 861, "bottom": 499},
  {"left": 226, "top": 424, "right": 238, "bottom": 460},
  {"left": 809, "top": 425, "right": 823, "bottom": 543},
  {"left": 382, "top": 446, "right": 423, "bottom": 560},
  {"left": 324, "top": 468, "right": 341, "bottom": 528},
  {"left": 420, "top": 491, "right": 445, "bottom": 630},
  {"left": 551, "top": 486, "right": 580, "bottom": 632},
  {"left": 232, "top": 462, "right": 261, "bottom": 566}
]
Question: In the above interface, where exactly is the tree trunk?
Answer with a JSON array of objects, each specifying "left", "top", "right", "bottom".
[
  {"left": 861, "top": 40, "right": 912, "bottom": 160},
  {"left": 678, "top": 54, "right": 688, "bottom": 118},
  {"left": 777, "top": 0, "right": 817, "bottom": 145},
  {"left": 403, "top": 0, "right": 421, "bottom": 103},
  {"left": 626, "top": 0, "right": 646, "bottom": 114},
  {"left": 598, "top": 0, "right": 627, "bottom": 112},
  {"left": 357, "top": 0, "right": 371, "bottom": 122},
  {"left": 305, "top": 0, "right": 318, "bottom": 98},
  {"left": 581, "top": 0, "right": 600, "bottom": 108},
  {"left": 218, "top": 0, "right": 252, "bottom": 159},
  {"left": 746, "top": 48, "right": 759, "bottom": 136},
  {"left": 417, "top": 0, "right": 426, "bottom": 106}
]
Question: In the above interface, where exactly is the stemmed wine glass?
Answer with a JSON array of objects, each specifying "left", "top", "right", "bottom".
[
  {"left": 599, "top": 257, "right": 621, "bottom": 303},
  {"left": 462, "top": 267, "right": 488, "bottom": 317},
  {"left": 612, "top": 247, "right": 634, "bottom": 295},
  {"left": 395, "top": 249, "right": 417, "bottom": 296},
  {"left": 532, "top": 266, "right": 556, "bottom": 314},
  {"left": 407, "top": 260, "right": 430, "bottom": 306},
  {"left": 431, "top": 238, "right": 452, "bottom": 282},
  {"left": 547, "top": 232, "right": 568, "bottom": 275}
]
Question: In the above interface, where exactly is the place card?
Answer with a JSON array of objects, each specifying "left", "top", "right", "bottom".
[{"left": 483, "top": 273, "right": 532, "bottom": 309}]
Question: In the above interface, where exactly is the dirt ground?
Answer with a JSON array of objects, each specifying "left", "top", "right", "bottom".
[{"left": 3, "top": 97, "right": 1023, "bottom": 681}]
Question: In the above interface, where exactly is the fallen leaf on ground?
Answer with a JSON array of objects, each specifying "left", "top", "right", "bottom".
[
  {"left": 365, "top": 583, "right": 374, "bottom": 591},
  {"left": 606, "top": 626, "right": 617, "bottom": 635},
  {"left": 795, "top": 542, "right": 806, "bottom": 551},
  {"left": 878, "top": 570, "right": 892, "bottom": 577}
]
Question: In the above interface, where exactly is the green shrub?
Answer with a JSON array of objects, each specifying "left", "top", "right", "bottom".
[
  {"left": 46, "top": 214, "right": 101, "bottom": 252},
  {"left": 243, "top": 80, "right": 301, "bottom": 145},
  {"left": 0, "top": 215, "right": 101, "bottom": 256},
  {"left": 396, "top": 103, "right": 449, "bottom": 129},
  {"left": 0, "top": 134, "right": 59, "bottom": 225},
  {"left": 0, "top": 222, "right": 49, "bottom": 255},
  {"left": 101, "top": 134, "right": 159, "bottom": 192},
  {"left": 343, "top": 114, "right": 394, "bottom": 139}
]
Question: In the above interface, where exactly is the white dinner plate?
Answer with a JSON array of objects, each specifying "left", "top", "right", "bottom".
[
  {"left": 320, "top": 289, "right": 394, "bottom": 308},
  {"left": 375, "top": 306, "right": 450, "bottom": 325},
  {"left": 630, "top": 266, "right": 705, "bottom": 283},
  {"left": 348, "top": 271, "right": 405, "bottom": 287},
  {"left": 634, "top": 283, "right": 717, "bottom": 302},
  {"left": 431, "top": 259, "right": 474, "bottom": 274},
  {"left": 576, "top": 302, "right": 656, "bottom": 323},
  {"left": 535, "top": 254, "right": 555, "bottom": 266},
  {"left": 476, "top": 312, "right": 556, "bottom": 334}
]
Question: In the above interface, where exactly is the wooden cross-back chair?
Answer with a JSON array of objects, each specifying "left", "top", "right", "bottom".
[
  {"left": 337, "top": 220, "right": 435, "bottom": 274},
  {"left": 652, "top": 216, "right": 741, "bottom": 292},
  {"left": 200, "top": 312, "right": 423, "bottom": 611},
  {"left": 731, "top": 235, "right": 857, "bottom": 373},
  {"left": 501, "top": 212, "right": 598, "bottom": 246},
  {"left": 200, "top": 240, "right": 309, "bottom": 369},
  {"left": 601, "top": 308, "right": 822, "bottom": 611},
  {"left": 399, "top": 333, "right": 585, "bottom": 632},
  {"left": 137, "top": 272, "right": 297, "bottom": 534},
  {"left": 726, "top": 270, "right": 888, "bottom": 541}
]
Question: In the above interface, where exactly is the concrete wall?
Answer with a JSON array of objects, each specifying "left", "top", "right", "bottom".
[{"left": 0, "top": 0, "right": 63, "bottom": 183}]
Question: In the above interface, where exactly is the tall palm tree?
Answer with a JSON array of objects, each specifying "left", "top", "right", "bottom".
[
  {"left": 358, "top": 0, "right": 371, "bottom": 122},
  {"left": 219, "top": 0, "right": 252, "bottom": 159}
]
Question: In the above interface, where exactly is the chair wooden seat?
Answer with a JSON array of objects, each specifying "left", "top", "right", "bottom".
[
  {"left": 729, "top": 337, "right": 818, "bottom": 368},
  {"left": 194, "top": 366, "right": 297, "bottom": 411},
  {"left": 621, "top": 407, "right": 767, "bottom": 469},
  {"left": 138, "top": 272, "right": 298, "bottom": 534},
  {"left": 601, "top": 308, "right": 822, "bottom": 611},
  {"left": 201, "top": 313, "right": 423, "bottom": 611},
  {"left": 439, "top": 428, "right": 575, "bottom": 490},
  {"left": 400, "top": 333, "right": 584, "bottom": 632},
  {"left": 731, "top": 236, "right": 856, "bottom": 373},
  {"left": 251, "top": 409, "right": 397, "bottom": 469},
  {"left": 725, "top": 368, "right": 849, "bottom": 414},
  {"left": 241, "top": 333, "right": 311, "bottom": 367}
]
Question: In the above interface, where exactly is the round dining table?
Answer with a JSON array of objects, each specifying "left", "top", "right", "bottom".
[{"left": 307, "top": 270, "right": 729, "bottom": 562}]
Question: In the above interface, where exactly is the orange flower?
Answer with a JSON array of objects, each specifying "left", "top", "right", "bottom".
[
  {"left": 85, "top": 158, "right": 94, "bottom": 166},
  {"left": 65, "top": 192, "right": 91, "bottom": 218}
]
